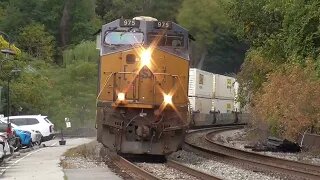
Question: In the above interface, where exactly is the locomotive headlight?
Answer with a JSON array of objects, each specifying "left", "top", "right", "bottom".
[
  {"left": 163, "top": 94, "right": 172, "bottom": 104},
  {"left": 117, "top": 92, "right": 125, "bottom": 101},
  {"left": 140, "top": 49, "right": 152, "bottom": 67}
]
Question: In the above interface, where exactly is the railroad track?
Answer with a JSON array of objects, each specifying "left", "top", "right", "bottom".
[
  {"left": 185, "top": 126, "right": 320, "bottom": 180},
  {"left": 166, "top": 159, "right": 221, "bottom": 180},
  {"left": 112, "top": 154, "right": 222, "bottom": 179},
  {"left": 113, "top": 155, "right": 160, "bottom": 180}
]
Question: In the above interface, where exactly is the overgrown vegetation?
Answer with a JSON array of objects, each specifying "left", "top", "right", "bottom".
[
  {"left": 252, "top": 61, "right": 320, "bottom": 140},
  {"left": 224, "top": 0, "right": 320, "bottom": 139},
  {"left": 63, "top": 141, "right": 99, "bottom": 159}
]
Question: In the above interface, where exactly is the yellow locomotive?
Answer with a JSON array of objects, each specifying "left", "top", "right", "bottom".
[{"left": 96, "top": 16, "right": 190, "bottom": 155}]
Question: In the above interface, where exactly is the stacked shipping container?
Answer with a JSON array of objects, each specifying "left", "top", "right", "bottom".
[{"left": 188, "top": 68, "right": 238, "bottom": 114}]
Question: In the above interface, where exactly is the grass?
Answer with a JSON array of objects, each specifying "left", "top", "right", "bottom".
[
  {"left": 63, "top": 141, "right": 98, "bottom": 159},
  {"left": 60, "top": 141, "right": 99, "bottom": 169}
]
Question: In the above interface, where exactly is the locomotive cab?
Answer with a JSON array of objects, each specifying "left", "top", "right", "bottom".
[{"left": 96, "top": 16, "right": 190, "bottom": 155}]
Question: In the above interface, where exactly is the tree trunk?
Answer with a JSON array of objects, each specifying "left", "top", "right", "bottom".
[
  {"left": 59, "top": 0, "right": 72, "bottom": 48},
  {"left": 197, "top": 50, "right": 207, "bottom": 69}
]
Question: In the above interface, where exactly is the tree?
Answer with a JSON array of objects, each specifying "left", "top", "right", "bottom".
[
  {"left": 177, "top": 0, "right": 231, "bottom": 68},
  {"left": 17, "top": 24, "right": 55, "bottom": 62},
  {"left": 44, "top": 41, "right": 98, "bottom": 128},
  {"left": 69, "top": 0, "right": 101, "bottom": 45},
  {"left": 224, "top": 0, "right": 320, "bottom": 138},
  {"left": 96, "top": 0, "right": 182, "bottom": 22},
  {"left": 203, "top": 32, "right": 248, "bottom": 74}
]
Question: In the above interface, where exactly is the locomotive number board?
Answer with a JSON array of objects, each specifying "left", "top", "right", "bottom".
[
  {"left": 119, "top": 19, "right": 140, "bottom": 27},
  {"left": 154, "top": 21, "right": 172, "bottom": 29}
]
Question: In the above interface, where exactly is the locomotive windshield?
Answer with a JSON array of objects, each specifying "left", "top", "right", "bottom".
[
  {"left": 147, "top": 33, "right": 184, "bottom": 47},
  {"left": 104, "top": 32, "right": 144, "bottom": 45}
]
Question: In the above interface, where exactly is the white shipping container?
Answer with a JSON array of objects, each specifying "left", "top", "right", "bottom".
[
  {"left": 189, "top": 68, "right": 213, "bottom": 98},
  {"left": 213, "top": 74, "right": 235, "bottom": 99},
  {"left": 188, "top": 97, "right": 212, "bottom": 114},
  {"left": 211, "top": 98, "right": 234, "bottom": 113}
]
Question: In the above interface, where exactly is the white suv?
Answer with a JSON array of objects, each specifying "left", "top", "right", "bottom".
[{"left": 5, "top": 115, "right": 55, "bottom": 142}]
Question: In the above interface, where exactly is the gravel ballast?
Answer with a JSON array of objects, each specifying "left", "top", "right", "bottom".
[
  {"left": 136, "top": 162, "right": 199, "bottom": 180},
  {"left": 215, "top": 129, "right": 320, "bottom": 165},
  {"left": 169, "top": 150, "right": 281, "bottom": 180}
]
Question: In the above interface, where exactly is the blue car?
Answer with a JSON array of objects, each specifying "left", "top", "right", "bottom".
[{"left": 14, "top": 129, "right": 32, "bottom": 147}]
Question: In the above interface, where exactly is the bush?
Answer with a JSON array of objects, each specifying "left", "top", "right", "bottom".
[{"left": 251, "top": 61, "right": 320, "bottom": 140}]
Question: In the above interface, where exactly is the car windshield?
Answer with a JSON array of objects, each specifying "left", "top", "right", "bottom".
[{"left": 104, "top": 32, "right": 143, "bottom": 45}]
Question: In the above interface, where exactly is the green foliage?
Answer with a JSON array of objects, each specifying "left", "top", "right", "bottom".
[
  {"left": 46, "top": 41, "right": 98, "bottom": 128},
  {"left": 177, "top": 0, "right": 246, "bottom": 71},
  {"left": 10, "top": 65, "right": 51, "bottom": 114},
  {"left": 69, "top": 0, "right": 102, "bottom": 44},
  {"left": 96, "top": 0, "right": 182, "bottom": 22},
  {"left": 144, "top": 0, "right": 183, "bottom": 21},
  {"left": 63, "top": 41, "right": 99, "bottom": 65},
  {"left": 0, "top": 53, "right": 52, "bottom": 117},
  {"left": 224, "top": 0, "right": 282, "bottom": 47},
  {"left": 225, "top": 0, "right": 320, "bottom": 138},
  {"left": 17, "top": 24, "right": 55, "bottom": 62},
  {"left": 178, "top": 0, "right": 228, "bottom": 46},
  {"left": 225, "top": 0, "right": 320, "bottom": 92},
  {"left": 203, "top": 32, "right": 248, "bottom": 74},
  {"left": 0, "top": 0, "right": 99, "bottom": 50},
  {"left": 226, "top": 0, "right": 320, "bottom": 62}
]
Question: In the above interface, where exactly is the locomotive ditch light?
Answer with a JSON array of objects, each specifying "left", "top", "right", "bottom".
[
  {"left": 163, "top": 94, "right": 172, "bottom": 105},
  {"left": 140, "top": 49, "right": 152, "bottom": 67},
  {"left": 117, "top": 92, "right": 126, "bottom": 101}
]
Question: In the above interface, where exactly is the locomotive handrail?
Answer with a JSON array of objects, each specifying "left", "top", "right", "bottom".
[
  {"left": 96, "top": 72, "right": 114, "bottom": 102},
  {"left": 96, "top": 71, "right": 189, "bottom": 105}
]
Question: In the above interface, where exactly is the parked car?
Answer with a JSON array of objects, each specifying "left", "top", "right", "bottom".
[
  {"left": 2, "top": 115, "right": 55, "bottom": 142},
  {"left": 0, "top": 134, "right": 7, "bottom": 162},
  {"left": 0, "top": 119, "right": 42, "bottom": 145}
]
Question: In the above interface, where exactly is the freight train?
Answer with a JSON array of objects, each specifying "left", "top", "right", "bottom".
[{"left": 96, "top": 17, "right": 190, "bottom": 155}]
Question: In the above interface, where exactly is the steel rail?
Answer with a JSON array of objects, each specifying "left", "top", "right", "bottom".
[
  {"left": 187, "top": 123, "right": 246, "bottom": 133},
  {"left": 185, "top": 127, "right": 320, "bottom": 180},
  {"left": 167, "top": 159, "right": 222, "bottom": 180},
  {"left": 205, "top": 130, "right": 320, "bottom": 180},
  {"left": 113, "top": 155, "right": 161, "bottom": 180}
]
